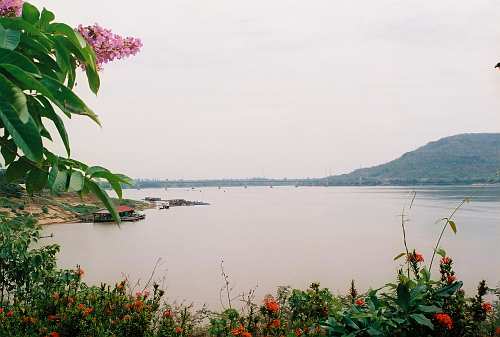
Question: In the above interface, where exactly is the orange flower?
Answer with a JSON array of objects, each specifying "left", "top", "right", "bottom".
[
  {"left": 264, "top": 296, "right": 280, "bottom": 313},
  {"left": 295, "top": 328, "right": 303, "bottom": 337},
  {"left": 434, "top": 313, "right": 453, "bottom": 330},
  {"left": 482, "top": 302, "right": 493, "bottom": 313},
  {"left": 270, "top": 319, "right": 280, "bottom": 328},
  {"left": 447, "top": 275, "right": 456, "bottom": 284},
  {"left": 175, "top": 327, "right": 183, "bottom": 334},
  {"left": 52, "top": 292, "right": 60, "bottom": 301},
  {"left": 241, "top": 332, "right": 251, "bottom": 337},
  {"left": 162, "top": 310, "right": 173, "bottom": 318},
  {"left": 6, "top": 310, "right": 13, "bottom": 318},
  {"left": 231, "top": 325, "right": 245, "bottom": 336},
  {"left": 49, "top": 332, "right": 60, "bottom": 337},
  {"left": 407, "top": 252, "right": 424, "bottom": 263},
  {"left": 76, "top": 266, "right": 85, "bottom": 278},
  {"left": 133, "top": 299, "right": 144, "bottom": 312},
  {"left": 83, "top": 307, "right": 94, "bottom": 317},
  {"left": 495, "top": 327, "right": 500, "bottom": 336},
  {"left": 77, "top": 303, "right": 86, "bottom": 310},
  {"left": 355, "top": 298, "right": 365, "bottom": 306}
]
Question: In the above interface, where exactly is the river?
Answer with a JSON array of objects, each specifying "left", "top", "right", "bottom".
[{"left": 41, "top": 185, "right": 500, "bottom": 308}]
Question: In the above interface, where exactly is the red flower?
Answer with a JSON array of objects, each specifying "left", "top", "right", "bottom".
[
  {"left": 83, "top": 307, "right": 94, "bottom": 317},
  {"left": 495, "top": 327, "right": 500, "bottom": 336},
  {"left": 482, "top": 302, "right": 493, "bottom": 313},
  {"left": 49, "top": 332, "right": 60, "bottom": 337},
  {"left": 355, "top": 298, "right": 365, "bottom": 306},
  {"left": 447, "top": 275, "right": 456, "bottom": 284},
  {"left": 0, "top": 308, "right": 3, "bottom": 315},
  {"left": 162, "top": 310, "right": 172, "bottom": 318},
  {"left": 295, "top": 328, "right": 303, "bottom": 337},
  {"left": 6, "top": 310, "right": 13, "bottom": 318},
  {"left": 434, "top": 313, "right": 453, "bottom": 330},
  {"left": 270, "top": 319, "right": 281, "bottom": 328},
  {"left": 440, "top": 257, "right": 452, "bottom": 265},
  {"left": 175, "top": 327, "right": 183, "bottom": 334},
  {"left": 241, "top": 332, "right": 252, "bottom": 337},
  {"left": 231, "top": 325, "right": 245, "bottom": 336},
  {"left": 407, "top": 252, "right": 424, "bottom": 263},
  {"left": 264, "top": 296, "right": 280, "bottom": 313},
  {"left": 77, "top": 303, "right": 86, "bottom": 310},
  {"left": 75, "top": 266, "right": 85, "bottom": 278}
]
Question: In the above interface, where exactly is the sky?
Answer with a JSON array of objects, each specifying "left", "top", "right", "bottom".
[{"left": 36, "top": 0, "right": 500, "bottom": 179}]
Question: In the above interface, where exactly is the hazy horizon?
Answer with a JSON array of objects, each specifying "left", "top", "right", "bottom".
[{"left": 36, "top": 0, "right": 500, "bottom": 180}]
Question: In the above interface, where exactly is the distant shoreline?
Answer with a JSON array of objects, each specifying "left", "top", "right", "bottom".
[{"left": 120, "top": 179, "right": 500, "bottom": 189}]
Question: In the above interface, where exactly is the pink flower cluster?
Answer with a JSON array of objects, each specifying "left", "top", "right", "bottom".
[
  {"left": 0, "top": 0, "right": 23, "bottom": 17},
  {"left": 77, "top": 24, "right": 142, "bottom": 70}
]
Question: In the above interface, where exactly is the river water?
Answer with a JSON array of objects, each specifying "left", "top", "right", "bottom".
[{"left": 41, "top": 186, "right": 500, "bottom": 308}]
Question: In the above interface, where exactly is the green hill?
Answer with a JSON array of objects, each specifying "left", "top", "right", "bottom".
[{"left": 327, "top": 133, "right": 500, "bottom": 185}]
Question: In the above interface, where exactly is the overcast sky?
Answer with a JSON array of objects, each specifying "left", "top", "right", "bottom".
[{"left": 36, "top": 0, "right": 500, "bottom": 179}]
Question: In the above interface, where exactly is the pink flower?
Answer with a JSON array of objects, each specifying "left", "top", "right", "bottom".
[
  {"left": 0, "top": 0, "right": 23, "bottom": 17},
  {"left": 76, "top": 24, "right": 142, "bottom": 70}
]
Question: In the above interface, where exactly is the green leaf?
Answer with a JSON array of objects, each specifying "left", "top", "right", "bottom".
[
  {"left": 435, "top": 281, "right": 463, "bottom": 298},
  {"left": 22, "top": 2, "right": 40, "bottom": 24},
  {"left": 51, "top": 169, "right": 68, "bottom": 193},
  {"left": 366, "top": 327, "right": 383, "bottom": 336},
  {"left": 410, "top": 314, "right": 433, "bottom": 330},
  {"left": 53, "top": 34, "right": 100, "bottom": 93},
  {"left": 436, "top": 248, "right": 447, "bottom": 258},
  {"left": 68, "top": 171, "right": 84, "bottom": 192},
  {"left": 0, "top": 100, "right": 43, "bottom": 162},
  {"left": 393, "top": 252, "right": 406, "bottom": 261},
  {"left": 0, "top": 138, "right": 17, "bottom": 165},
  {"left": 85, "top": 179, "right": 120, "bottom": 224},
  {"left": 47, "top": 158, "right": 59, "bottom": 188},
  {"left": 0, "top": 64, "right": 56, "bottom": 103},
  {"left": 39, "top": 8, "right": 55, "bottom": 30},
  {"left": 0, "top": 23, "right": 20, "bottom": 50},
  {"left": 26, "top": 168, "right": 48, "bottom": 195},
  {"left": 417, "top": 305, "right": 442, "bottom": 313},
  {"left": 5, "top": 158, "right": 31, "bottom": 182},
  {"left": 448, "top": 220, "right": 457, "bottom": 234},
  {"left": 86, "top": 167, "right": 124, "bottom": 199},
  {"left": 0, "top": 49, "right": 40, "bottom": 74},
  {"left": 39, "top": 75, "right": 100, "bottom": 124},
  {"left": 0, "top": 74, "right": 29, "bottom": 123},
  {"left": 396, "top": 283, "right": 410, "bottom": 311},
  {"left": 37, "top": 96, "right": 70, "bottom": 156},
  {"left": 47, "top": 23, "right": 87, "bottom": 48}
]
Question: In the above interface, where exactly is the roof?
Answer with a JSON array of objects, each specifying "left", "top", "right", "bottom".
[{"left": 93, "top": 205, "right": 134, "bottom": 215}]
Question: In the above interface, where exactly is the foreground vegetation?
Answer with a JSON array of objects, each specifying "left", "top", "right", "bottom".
[{"left": 0, "top": 214, "right": 499, "bottom": 337}]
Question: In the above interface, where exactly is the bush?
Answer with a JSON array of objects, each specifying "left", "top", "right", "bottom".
[{"left": 0, "top": 214, "right": 499, "bottom": 337}]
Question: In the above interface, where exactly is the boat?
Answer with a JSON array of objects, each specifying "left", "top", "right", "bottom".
[{"left": 159, "top": 202, "right": 170, "bottom": 210}]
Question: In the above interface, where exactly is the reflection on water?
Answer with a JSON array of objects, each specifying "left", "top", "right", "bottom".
[{"left": 41, "top": 186, "right": 500, "bottom": 308}]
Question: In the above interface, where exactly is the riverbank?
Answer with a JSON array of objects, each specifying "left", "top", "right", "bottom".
[{"left": 0, "top": 192, "right": 154, "bottom": 225}]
